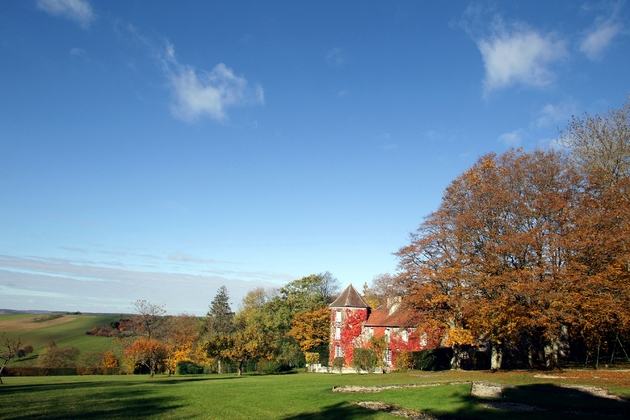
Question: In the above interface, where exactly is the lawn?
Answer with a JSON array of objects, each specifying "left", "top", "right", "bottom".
[{"left": 0, "top": 370, "right": 628, "bottom": 419}]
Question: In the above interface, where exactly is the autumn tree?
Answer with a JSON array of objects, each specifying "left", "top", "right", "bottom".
[
  {"left": 161, "top": 314, "right": 205, "bottom": 375},
  {"left": 397, "top": 149, "right": 581, "bottom": 369},
  {"left": 123, "top": 337, "right": 168, "bottom": 377},
  {"left": 287, "top": 306, "right": 330, "bottom": 354},
  {"left": 0, "top": 334, "right": 23, "bottom": 384}
]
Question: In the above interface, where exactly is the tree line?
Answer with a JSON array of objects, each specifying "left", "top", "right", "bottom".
[{"left": 395, "top": 97, "right": 630, "bottom": 370}]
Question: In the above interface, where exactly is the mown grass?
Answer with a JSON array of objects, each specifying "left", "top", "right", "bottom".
[{"left": 0, "top": 370, "right": 628, "bottom": 419}]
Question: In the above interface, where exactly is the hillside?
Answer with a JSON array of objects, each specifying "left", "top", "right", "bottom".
[{"left": 0, "top": 313, "right": 125, "bottom": 366}]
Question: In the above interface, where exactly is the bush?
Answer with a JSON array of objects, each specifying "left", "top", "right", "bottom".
[
  {"left": 176, "top": 361, "right": 204, "bottom": 375},
  {"left": 352, "top": 348, "right": 378, "bottom": 373},
  {"left": 332, "top": 357, "right": 345, "bottom": 373},
  {"left": 413, "top": 348, "right": 452, "bottom": 371},
  {"left": 394, "top": 350, "right": 414, "bottom": 371}
]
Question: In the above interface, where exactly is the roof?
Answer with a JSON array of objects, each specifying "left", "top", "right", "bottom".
[
  {"left": 329, "top": 284, "right": 370, "bottom": 308},
  {"left": 364, "top": 305, "right": 416, "bottom": 328}
]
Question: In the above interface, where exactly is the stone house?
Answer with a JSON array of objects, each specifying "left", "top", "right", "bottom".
[{"left": 329, "top": 284, "right": 426, "bottom": 369}]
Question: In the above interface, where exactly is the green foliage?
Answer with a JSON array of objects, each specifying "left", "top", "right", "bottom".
[
  {"left": 203, "top": 286, "right": 234, "bottom": 336},
  {"left": 413, "top": 348, "right": 452, "bottom": 371},
  {"left": 351, "top": 348, "right": 378, "bottom": 373},
  {"left": 176, "top": 360, "right": 204, "bottom": 375}
]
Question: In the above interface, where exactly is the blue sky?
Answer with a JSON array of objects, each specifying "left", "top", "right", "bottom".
[{"left": 1, "top": 1, "right": 628, "bottom": 315}]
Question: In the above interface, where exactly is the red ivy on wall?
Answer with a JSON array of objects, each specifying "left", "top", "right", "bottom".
[{"left": 329, "top": 308, "right": 368, "bottom": 366}]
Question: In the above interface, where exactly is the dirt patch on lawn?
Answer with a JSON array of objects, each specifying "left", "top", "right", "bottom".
[
  {"left": 356, "top": 401, "right": 438, "bottom": 419},
  {"left": 0, "top": 315, "right": 77, "bottom": 331}
]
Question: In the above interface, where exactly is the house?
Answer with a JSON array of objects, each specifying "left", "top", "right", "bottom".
[{"left": 329, "top": 284, "right": 426, "bottom": 369}]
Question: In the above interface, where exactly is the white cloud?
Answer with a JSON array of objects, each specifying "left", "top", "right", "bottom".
[
  {"left": 580, "top": 7, "right": 624, "bottom": 60},
  {"left": 162, "top": 43, "right": 264, "bottom": 121},
  {"left": 477, "top": 20, "right": 567, "bottom": 95},
  {"left": 534, "top": 101, "right": 577, "bottom": 128},
  {"left": 36, "top": 0, "right": 95, "bottom": 29},
  {"left": 498, "top": 129, "right": 523, "bottom": 146}
]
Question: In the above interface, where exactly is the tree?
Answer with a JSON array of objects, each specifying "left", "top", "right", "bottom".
[
  {"left": 397, "top": 149, "right": 581, "bottom": 369},
  {"left": 38, "top": 342, "right": 80, "bottom": 368},
  {"left": 287, "top": 306, "right": 330, "bottom": 353},
  {"left": 560, "top": 95, "right": 630, "bottom": 185},
  {"left": 202, "top": 286, "right": 235, "bottom": 374},
  {"left": 161, "top": 314, "right": 205, "bottom": 375},
  {"left": 132, "top": 300, "right": 166, "bottom": 340},
  {"left": 0, "top": 334, "right": 23, "bottom": 384},
  {"left": 315, "top": 271, "right": 341, "bottom": 301},
  {"left": 123, "top": 338, "right": 168, "bottom": 377}
]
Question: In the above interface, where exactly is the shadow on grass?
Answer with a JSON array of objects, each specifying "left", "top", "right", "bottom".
[
  {"left": 424, "top": 383, "right": 629, "bottom": 420},
  {"left": 2, "top": 386, "right": 183, "bottom": 420},
  {"left": 281, "top": 402, "right": 383, "bottom": 420}
]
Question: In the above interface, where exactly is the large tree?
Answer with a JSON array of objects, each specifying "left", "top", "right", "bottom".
[{"left": 397, "top": 149, "right": 581, "bottom": 369}]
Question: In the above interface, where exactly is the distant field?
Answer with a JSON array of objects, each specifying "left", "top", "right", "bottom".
[
  {"left": 0, "top": 370, "right": 628, "bottom": 419},
  {"left": 0, "top": 313, "right": 123, "bottom": 364}
]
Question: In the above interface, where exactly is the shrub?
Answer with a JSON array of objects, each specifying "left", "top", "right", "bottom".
[
  {"left": 413, "top": 348, "right": 452, "bottom": 371},
  {"left": 176, "top": 360, "right": 204, "bottom": 375},
  {"left": 394, "top": 350, "right": 414, "bottom": 371},
  {"left": 332, "top": 357, "right": 345, "bottom": 373},
  {"left": 351, "top": 348, "right": 379, "bottom": 373}
]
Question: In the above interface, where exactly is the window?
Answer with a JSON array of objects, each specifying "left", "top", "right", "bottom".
[
  {"left": 385, "top": 328, "right": 390, "bottom": 341},
  {"left": 369, "top": 327, "right": 374, "bottom": 336},
  {"left": 386, "top": 349, "right": 392, "bottom": 365},
  {"left": 335, "top": 345, "right": 342, "bottom": 357},
  {"left": 402, "top": 329, "right": 408, "bottom": 342},
  {"left": 335, "top": 310, "right": 342, "bottom": 322},
  {"left": 335, "top": 326, "right": 341, "bottom": 340}
]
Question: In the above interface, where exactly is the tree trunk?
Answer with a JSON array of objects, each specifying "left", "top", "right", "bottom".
[
  {"left": 594, "top": 338, "right": 601, "bottom": 370},
  {"left": 450, "top": 344, "right": 463, "bottom": 370},
  {"left": 490, "top": 342, "right": 503, "bottom": 371},
  {"left": 217, "top": 358, "right": 222, "bottom": 374},
  {"left": 237, "top": 361, "right": 243, "bottom": 377},
  {"left": 544, "top": 339, "right": 559, "bottom": 369}
]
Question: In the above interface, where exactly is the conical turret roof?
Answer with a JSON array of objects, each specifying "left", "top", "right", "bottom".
[{"left": 329, "top": 284, "right": 369, "bottom": 308}]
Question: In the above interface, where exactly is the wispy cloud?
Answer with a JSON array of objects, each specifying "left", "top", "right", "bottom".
[
  {"left": 477, "top": 19, "right": 567, "bottom": 95},
  {"left": 498, "top": 129, "right": 523, "bottom": 147},
  {"left": 0, "top": 254, "right": 288, "bottom": 314},
  {"left": 579, "top": 3, "right": 624, "bottom": 60},
  {"left": 168, "top": 252, "right": 218, "bottom": 264},
  {"left": 36, "top": 0, "right": 95, "bottom": 29},
  {"left": 326, "top": 47, "right": 346, "bottom": 67},
  {"left": 533, "top": 100, "right": 577, "bottom": 128},
  {"left": 161, "top": 42, "right": 264, "bottom": 121}
]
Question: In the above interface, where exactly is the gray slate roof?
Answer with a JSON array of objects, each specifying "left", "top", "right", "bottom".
[{"left": 329, "top": 284, "right": 370, "bottom": 308}]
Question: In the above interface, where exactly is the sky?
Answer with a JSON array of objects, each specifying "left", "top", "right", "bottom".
[{"left": 0, "top": 1, "right": 628, "bottom": 316}]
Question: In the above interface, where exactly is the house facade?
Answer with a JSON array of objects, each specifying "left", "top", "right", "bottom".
[{"left": 329, "top": 284, "right": 426, "bottom": 369}]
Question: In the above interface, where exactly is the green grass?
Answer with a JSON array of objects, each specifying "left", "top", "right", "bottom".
[
  {"left": 0, "top": 371, "right": 628, "bottom": 419},
  {"left": 1, "top": 314, "right": 123, "bottom": 365}
]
